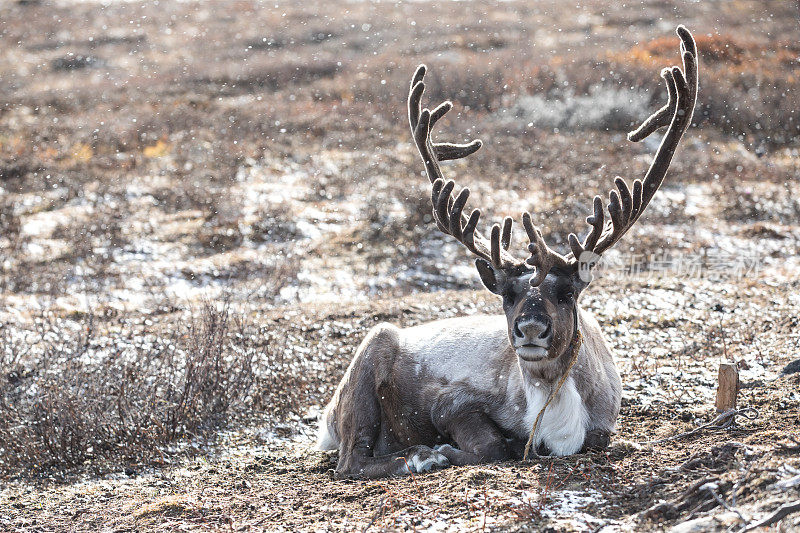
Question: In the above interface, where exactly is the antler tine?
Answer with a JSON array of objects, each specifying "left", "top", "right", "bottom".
[
  {"left": 429, "top": 100, "right": 483, "bottom": 161},
  {"left": 627, "top": 25, "right": 697, "bottom": 144},
  {"left": 449, "top": 187, "right": 471, "bottom": 241},
  {"left": 585, "top": 26, "right": 698, "bottom": 257},
  {"left": 429, "top": 177, "right": 505, "bottom": 265},
  {"left": 500, "top": 217, "right": 513, "bottom": 250},
  {"left": 583, "top": 196, "right": 605, "bottom": 251},
  {"left": 408, "top": 66, "right": 482, "bottom": 165},
  {"left": 522, "top": 212, "right": 569, "bottom": 286},
  {"left": 615, "top": 177, "right": 633, "bottom": 225},
  {"left": 631, "top": 179, "right": 643, "bottom": 216},
  {"left": 408, "top": 68, "right": 426, "bottom": 132},
  {"left": 430, "top": 101, "right": 452, "bottom": 126},
  {"left": 490, "top": 225, "right": 502, "bottom": 267},
  {"left": 434, "top": 179, "right": 456, "bottom": 230},
  {"left": 677, "top": 24, "right": 698, "bottom": 103},
  {"left": 607, "top": 190, "right": 623, "bottom": 239},
  {"left": 567, "top": 195, "right": 605, "bottom": 264},
  {"left": 462, "top": 208, "right": 482, "bottom": 253},
  {"left": 430, "top": 179, "right": 450, "bottom": 235},
  {"left": 627, "top": 67, "right": 677, "bottom": 142}
]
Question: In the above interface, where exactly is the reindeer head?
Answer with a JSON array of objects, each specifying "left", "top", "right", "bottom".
[{"left": 408, "top": 26, "right": 698, "bottom": 362}]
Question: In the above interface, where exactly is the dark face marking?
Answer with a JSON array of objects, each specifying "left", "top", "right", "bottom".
[{"left": 475, "top": 259, "right": 584, "bottom": 362}]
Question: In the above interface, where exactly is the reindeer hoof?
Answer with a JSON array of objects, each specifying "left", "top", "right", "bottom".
[
  {"left": 406, "top": 446, "right": 450, "bottom": 473},
  {"left": 582, "top": 429, "right": 611, "bottom": 451}
]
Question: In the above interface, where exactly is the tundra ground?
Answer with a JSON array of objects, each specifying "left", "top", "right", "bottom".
[{"left": 1, "top": 0, "right": 799, "bottom": 531}]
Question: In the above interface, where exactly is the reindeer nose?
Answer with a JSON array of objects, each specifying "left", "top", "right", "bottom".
[{"left": 514, "top": 316, "right": 552, "bottom": 342}]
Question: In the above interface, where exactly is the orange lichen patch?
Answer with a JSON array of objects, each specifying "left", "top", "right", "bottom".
[
  {"left": 0, "top": 135, "right": 30, "bottom": 157},
  {"left": 70, "top": 142, "right": 93, "bottom": 163},
  {"left": 654, "top": 34, "right": 754, "bottom": 64},
  {"left": 143, "top": 139, "right": 171, "bottom": 158},
  {"left": 40, "top": 146, "right": 60, "bottom": 161},
  {"left": 619, "top": 34, "right": 799, "bottom": 70}
]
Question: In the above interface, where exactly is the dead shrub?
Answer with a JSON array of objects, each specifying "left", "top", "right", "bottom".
[
  {"left": 631, "top": 33, "right": 798, "bottom": 67},
  {"left": 425, "top": 63, "right": 507, "bottom": 112},
  {"left": 498, "top": 34, "right": 800, "bottom": 146},
  {"left": 197, "top": 220, "right": 245, "bottom": 254},
  {"left": 205, "top": 255, "right": 301, "bottom": 302},
  {"left": 720, "top": 184, "right": 800, "bottom": 224},
  {"left": 0, "top": 197, "right": 20, "bottom": 244},
  {"left": 249, "top": 331, "right": 314, "bottom": 423},
  {"left": 151, "top": 179, "right": 224, "bottom": 214},
  {"left": 50, "top": 54, "right": 102, "bottom": 71},
  {"left": 616, "top": 35, "right": 800, "bottom": 146},
  {"left": 510, "top": 85, "right": 651, "bottom": 132},
  {"left": 356, "top": 186, "right": 431, "bottom": 255},
  {"left": 0, "top": 302, "right": 261, "bottom": 477},
  {"left": 195, "top": 60, "right": 340, "bottom": 94},
  {"left": 50, "top": 207, "right": 128, "bottom": 267},
  {"left": 249, "top": 202, "right": 301, "bottom": 244}
]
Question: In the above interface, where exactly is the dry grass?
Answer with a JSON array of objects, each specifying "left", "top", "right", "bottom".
[{"left": 0, "top": 302, "right": 261, "bottom": 477}]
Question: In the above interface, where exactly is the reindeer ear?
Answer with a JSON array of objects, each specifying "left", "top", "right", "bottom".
[
  {"left": 475, "top": 258, "right": 506, "bottom": 294},
  {"left": 570, "top": 268, "right": 592, "bottom": 294}
]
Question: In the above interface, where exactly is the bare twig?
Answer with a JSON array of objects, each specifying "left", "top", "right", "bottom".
[
  {"left": 718, "top": 314, "right": 729, "bottom": 360},
  {"left": 644, "top": 407, "right": 759, "bottom": 445},
  {"left": 362, "top": 496, "right": 387, "bottom": 533},
  {"left": 481, "top": 481, "right": 489, "bottom": 532},
  {"left": 776, "top": 436, "right": 800, "bottom": 454},
  {"left": 538, "top": 462, "right": 556, "bottom": 516},
  {"left": 732, "top": 461, "right": 754, "bottom": 508},
  {"left": 737, "top": 500, "right": 800, "bottom": 532},
  {"left": 400, "top": 456, "right": 419, "bottom": 491},
  {"left": 702, "top": 481, "right": 747, "bottom": 525}
]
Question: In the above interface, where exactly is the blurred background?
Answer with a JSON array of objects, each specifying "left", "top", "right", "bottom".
[{"left": 1, "top": 0, "right": 797, "bottom": 310}]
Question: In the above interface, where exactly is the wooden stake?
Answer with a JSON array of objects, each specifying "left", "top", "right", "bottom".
[{"left": 715, "top": 363, "right": 739, "bottom": 412}]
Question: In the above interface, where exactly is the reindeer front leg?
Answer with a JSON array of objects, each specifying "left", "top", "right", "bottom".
[
  {"left": 433, "top": 410, "right": 516, "bottom": 466},
  {"left": 335, "top": 443, "right": 450, "bottom": 480},
  {"left": 333, "top": 404, "right": 449, "bottom": 479}
]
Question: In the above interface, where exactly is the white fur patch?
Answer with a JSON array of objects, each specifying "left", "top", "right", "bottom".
[
  {"left": 402, "top": 315, "right": 509, "bottom": 392},
  {"left": 316, "top": 416, "right": 339, "bottom": 451},
  {"left": 406, "top": 449, "right": 449, "bottom": 473},
  {"left": 522, "top": 376, "right": 588, "bottom": 456}
]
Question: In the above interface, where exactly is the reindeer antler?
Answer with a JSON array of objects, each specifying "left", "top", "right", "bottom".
[
  {"left": 408, "top": 65, "right": 523, "bottom": 270},
  {"left": 567, "top": 25, "right": 698, "bottom": 272},
  {"left": 407, "top": 25, "right": 698, "bottom": 286}
]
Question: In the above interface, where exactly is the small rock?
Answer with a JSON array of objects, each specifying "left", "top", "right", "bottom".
[
  {"left": 51, "top": 55, "right": 101, "bottom": 71},
  {"left": 608, "top": 439, "right": 650, "bottom": 455},
  {"left": 774, "top": 474, "right": 800, "bottom": 490},
  {"left": 780, "top": 359, "right": 800, "bottom": 376},
  {"left": 670, "top": 512, "right": 741, "bottom": 533}
]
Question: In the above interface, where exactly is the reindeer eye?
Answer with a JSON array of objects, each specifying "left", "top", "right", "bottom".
[{"left": 502, "top": 287, "right": 518, "bottom": 303}]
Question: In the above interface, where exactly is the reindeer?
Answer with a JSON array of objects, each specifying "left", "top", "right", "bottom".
[{"left": 318, "top": 26, "right": 698, "bottom": 479}]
